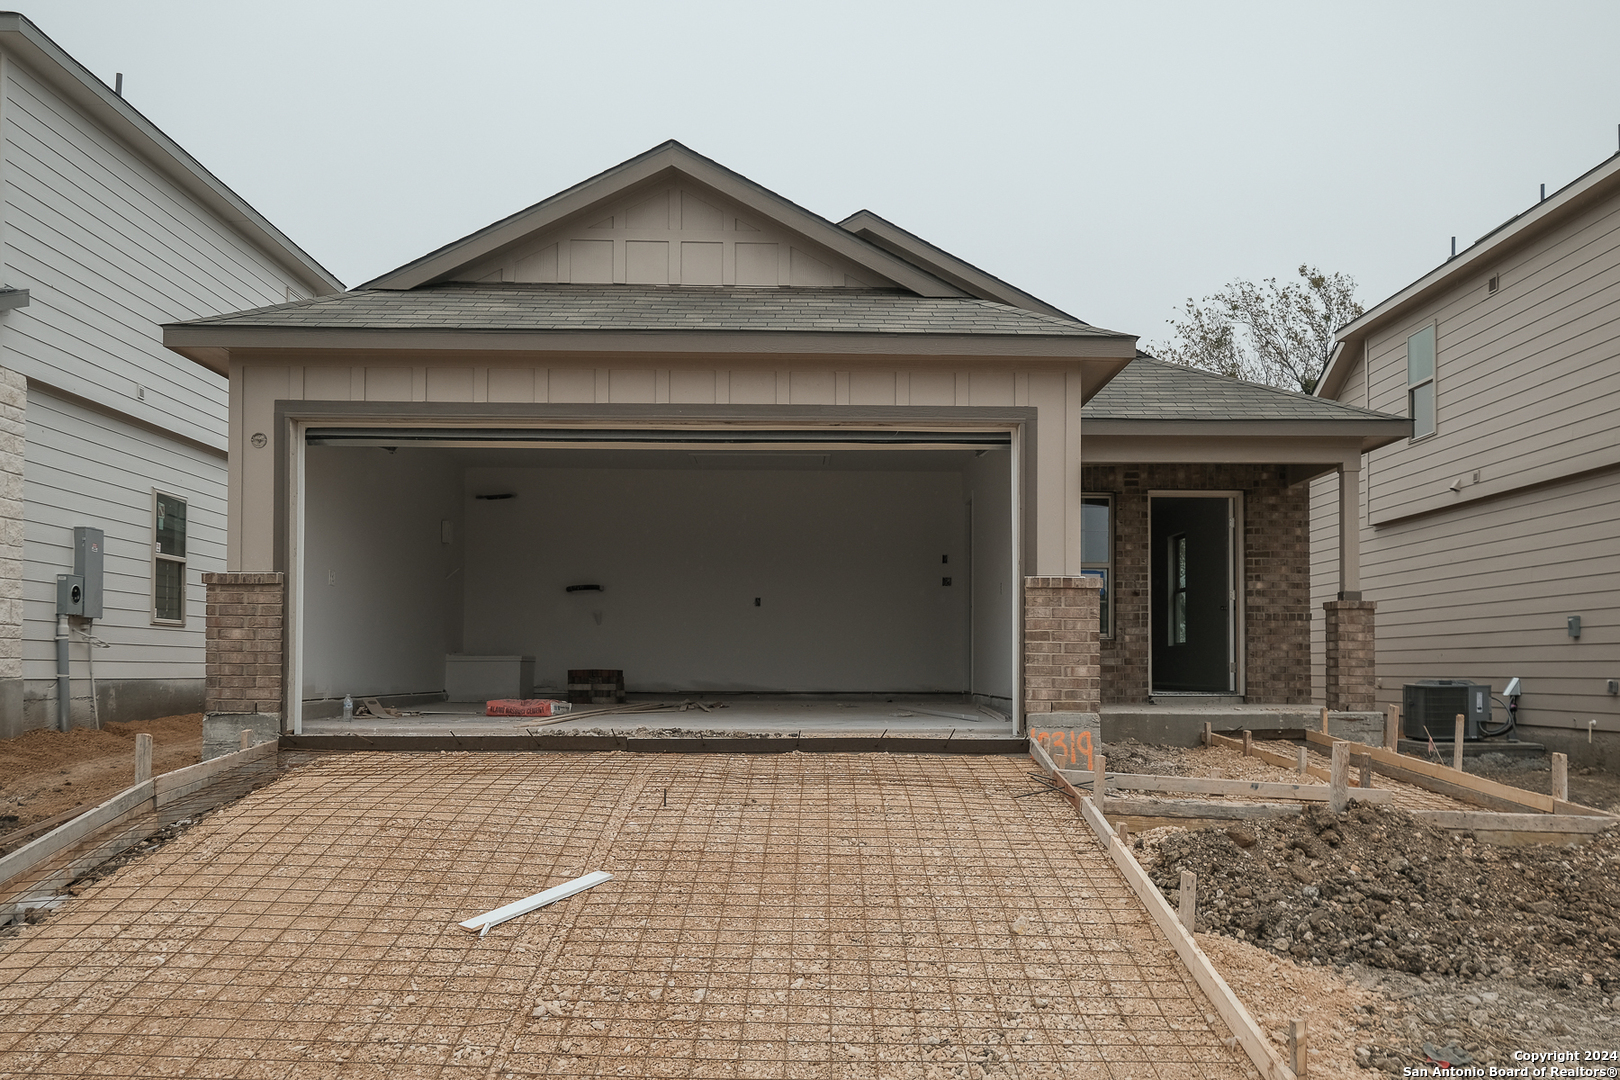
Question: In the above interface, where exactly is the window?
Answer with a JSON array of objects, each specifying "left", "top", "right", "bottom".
[
  {"left": 1407, "top": 324, "right": 1436, "bottom": 439},
  {"left": 1080, "top": 494, "right": 1112, "bottom": 636},
  {"left": 1169, "top": 533, "right": 1188, "bottom": 644},
  {"left": 152, "top": 492, "right": 187, "bottom": 624}
]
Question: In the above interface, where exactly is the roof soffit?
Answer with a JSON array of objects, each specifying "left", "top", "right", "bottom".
[{"left": 359, "top": 141, "right": 970, "bottom": 297}]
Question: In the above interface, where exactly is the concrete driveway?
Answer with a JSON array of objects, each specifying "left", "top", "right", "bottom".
[{"left": 0, "top": 752, "right": 1256, "bottom": 1078}]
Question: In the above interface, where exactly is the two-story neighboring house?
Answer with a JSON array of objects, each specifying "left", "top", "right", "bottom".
[
  {"left": 1312, "top": 150, "right": 1620, "bottom": 764},
  {"left": 0, "top": 13, "right": 342, "bottom": 736}
]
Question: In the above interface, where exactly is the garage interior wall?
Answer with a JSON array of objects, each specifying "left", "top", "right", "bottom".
[
  {"left": 302, "top": 447, "right": 464, "bottom": 701},
  {"left": 461, "top": 457, "right": 972, "bottom": 693},
  {"left": 301, "top": 446, "right": 1013, "bottom": 700},
  {"left": 966, "top": 448, "right": 1013, "bottom": 701}
]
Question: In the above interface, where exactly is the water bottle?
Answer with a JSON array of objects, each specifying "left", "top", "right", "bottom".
[{"left": 342, "top": 694, "right": 354, "bottom": 720}]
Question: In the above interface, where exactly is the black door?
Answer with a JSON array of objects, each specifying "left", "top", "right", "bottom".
[{"left": 1151, "top": 497, "right": 1232, "bottom": 693}]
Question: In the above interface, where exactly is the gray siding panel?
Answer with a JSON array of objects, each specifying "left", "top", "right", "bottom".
[
  {"left": 20, "top": 389, "right": 223, "bottom": 684},
  {"left": 0, "top": 57, "right": 301, "bottom": 451}
]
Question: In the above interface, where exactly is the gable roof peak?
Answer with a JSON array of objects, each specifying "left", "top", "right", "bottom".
[{"left": 358, "top": 141, "right": 970, "bottom": 297}]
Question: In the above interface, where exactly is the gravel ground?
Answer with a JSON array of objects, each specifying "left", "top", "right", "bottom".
[{"left": 1138, "top": 802, "right": 1620, "bottom": 1072}]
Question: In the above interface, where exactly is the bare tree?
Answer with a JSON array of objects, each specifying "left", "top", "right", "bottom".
[{"left": 1151, "top": 265, "right": 1363, "bottom": 394}]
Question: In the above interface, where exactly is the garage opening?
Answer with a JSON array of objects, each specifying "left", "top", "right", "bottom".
[{"left": 295, "top": 430, "right": 1018, "bottom": 731}]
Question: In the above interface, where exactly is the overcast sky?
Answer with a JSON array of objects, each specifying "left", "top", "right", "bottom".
[{"left": 19, "top": 1, "right": 1620, "bottom": 342}]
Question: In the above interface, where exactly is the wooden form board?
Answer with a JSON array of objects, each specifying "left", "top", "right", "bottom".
[
  {"left": 1060, "top": 770, "right": 1393, "bottom": 804},
  {"left": 1302, "top": 730, "right": 1612, "bottom": 817},
  {"left": 1082, "top": 795, "right": 1296, "bottom": 1079},
  {"left": 1028, "top": 743, "right": 1296, "bottom": 1080},
  {"left": 0, "top": 780, "right": 155, "bottom": 887},
  {"left": 0, "top": 740, "right": 279, "bottom": 891},
  {"left": 1413, "top": 811, "right": 1616, "bottom": 834}
]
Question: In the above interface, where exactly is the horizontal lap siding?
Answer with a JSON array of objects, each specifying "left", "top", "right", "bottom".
[
  {"left": 0, "top": 58, "right": 297, "bottom": 450},
  {"left": 1358, "top": 469, "right": 1619, "bottom": 731},
  {"left": 21, "top": 390, "right": 224, "bottom": 681},
  {"left": 1364, "top": 197, "right": 1620, "bottom": 521}
]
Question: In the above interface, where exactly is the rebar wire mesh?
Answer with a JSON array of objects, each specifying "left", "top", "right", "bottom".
[{"left": 0, "top": 752, "right": 1255, "bottom": 1079}]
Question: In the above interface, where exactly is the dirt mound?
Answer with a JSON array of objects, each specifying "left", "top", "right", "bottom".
[
  {"left": 1141, "top": 803, "right": 1620, "bottom": 992},
  {"left": 0, "top": 714, "right": 202, "bottom": 833}
]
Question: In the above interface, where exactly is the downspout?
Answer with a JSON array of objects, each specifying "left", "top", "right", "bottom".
[{"left": 55, "top": 614, "right": 70, "bottom": 731}]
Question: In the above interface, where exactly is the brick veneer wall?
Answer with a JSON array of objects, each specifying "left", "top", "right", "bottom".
[
  {"left": 1079, "top": 464, "right": 1311, "bottom": 704},
  {"left": 203, "top": 572, "right": 285, "bottom": 718},
  {"left": 0, "top": 367, "right": 23, "bottom": 737},
  {"left": 1023, "top": 576, "right": 1102, "bottom": 718},
  {"left": 1323, "top": 599, "right": 1376, "bottom": 710}
]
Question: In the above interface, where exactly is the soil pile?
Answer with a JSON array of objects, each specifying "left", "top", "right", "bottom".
[{"left": 1141, "top": 803, "right": 1620, "bottom": 992}]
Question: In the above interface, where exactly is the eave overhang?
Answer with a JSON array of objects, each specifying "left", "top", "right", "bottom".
[
  {"left": 1318, "top": 151, "right": 1620, "bottom": 401},
  {"left": 1082, "top": 417, "right": 1411, "bottom": 455}
]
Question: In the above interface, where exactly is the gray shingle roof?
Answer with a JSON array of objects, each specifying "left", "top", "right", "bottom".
[
  {"left": 1084, "top": 355, "right": 1403, "bottom": 422},
  {"left": 174, "top": 283, "right": 1127, "bottom": 338}
]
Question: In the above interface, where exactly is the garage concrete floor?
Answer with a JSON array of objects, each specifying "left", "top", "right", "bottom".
[
  {"left": 302, "top": 694, "right": 1017, "bottom": 740},
  {"left": 0, "top": 752, "right": 1255, "bottom": 1078}
]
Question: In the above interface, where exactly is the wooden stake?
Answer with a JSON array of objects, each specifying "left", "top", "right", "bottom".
[
  {"left": 1296, "top": 745, "right": 1308, "bottom": 775},
  {"left": 1202, "top": 721, "right": 1212, "bottom": 747},
  {"left": 1179, "top": 869, "right": 1196, "bottom": 933},
  {"left": 1358, "top": 753, "right": 1373, "bottom": 788},
  {"left": 1241, "top": 729, "right": 1253, "bottom": 757},
  {"left": 1115, "top": 820, "right": 1130, "bottom": 845},
  {"left": 1454, "top": 713, "right": 1465, "bottom": 771},
  {"left": 240, "top": 728, "right": 256, "bottom": 751},
  {"left": 1385, "top": 703, "right": 1401, "bottom": 748},
  {"left": 1551, "top": 752, "right": 1568, "bottom": 802},
  {"left": 1320, "top": 706, "right": 1330, "bottom": 735},
  {"left": 1094, "top": 752, "right": 1107, "bottom": 800},
  {"left": 1328, "top": 741, "right": 1350, "bottom": 813},
  {"left": 134, "top": 733, "right": 152, "bottom": 785},
  {"left": 1288, "top": 1018, "right": 1308, "bottom": 1077}
]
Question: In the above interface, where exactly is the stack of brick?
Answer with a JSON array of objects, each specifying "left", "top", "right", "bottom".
[
  {"left": 203, "top": 572, "right": 285, "bottom": 720},
  {"left": 0, "top": 367, "right": 23, "bottom": 734},
  {"left": 1323, "top": 599, "right": 1376, "bottom": 711},
  {"left": 1023, "top": 576, "right": 1102, "bottom": 719}
]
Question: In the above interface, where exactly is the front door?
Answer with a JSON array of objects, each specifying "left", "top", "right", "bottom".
[{"left": 1150, "top": 496, "right": 1234, "bottom": 694}]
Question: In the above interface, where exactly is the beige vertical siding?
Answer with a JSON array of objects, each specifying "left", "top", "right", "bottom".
[{"left": 232, "top": 360, "right": 1086, "bottom": 577}]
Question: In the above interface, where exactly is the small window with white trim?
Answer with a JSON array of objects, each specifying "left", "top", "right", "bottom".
[
  {"left": 1407, "top": 324, "right": 1436, "bottom": 440},
  {"left": 152, "top": 492, "right": 187, "bottom": 625},
  {"left": 1080, "top": 494, "right": 1112, "bottom": 637}
]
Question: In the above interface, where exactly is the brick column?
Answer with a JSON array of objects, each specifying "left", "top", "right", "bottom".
[
  {"left": 1024, "top": 576, "right": 1102, "bottom": 720},
  {"left": 1323, "top": 599, "right": 1376, "bottom": 711},
  {"left": 0, "top": 367, "right": 24, "bottom": 738},
  {"left": 203, "top": 572, "right": 285, "bottom": 753}
]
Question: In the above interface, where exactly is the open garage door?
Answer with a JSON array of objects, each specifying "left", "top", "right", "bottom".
[{"left": 294, "top": 430, "right": 1017, "bottom": 727}]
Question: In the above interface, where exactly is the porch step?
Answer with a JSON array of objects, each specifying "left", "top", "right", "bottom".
[{"left": 1100, "top": 705, "right": 1384, "bottom": 748}]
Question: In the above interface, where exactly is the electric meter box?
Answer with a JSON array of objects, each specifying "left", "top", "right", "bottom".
[
  {"left": 56, "top": 574, "right": 84, "bottom": 616},
  {"left": 73, "top": 526, "right": 104, "bottom": 618}
]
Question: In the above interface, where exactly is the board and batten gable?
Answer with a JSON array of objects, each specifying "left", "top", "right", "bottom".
[
  {"left": 1312, "top": 183, "right": 1620, "bottom": 737},
  {"left": 453, "top": 180, "right": 896, "bottom": 289}
]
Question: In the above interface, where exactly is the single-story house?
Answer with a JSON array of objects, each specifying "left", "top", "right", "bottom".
[{"left": 161, "top": 141, "right": 1408, "bottom": 737}]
